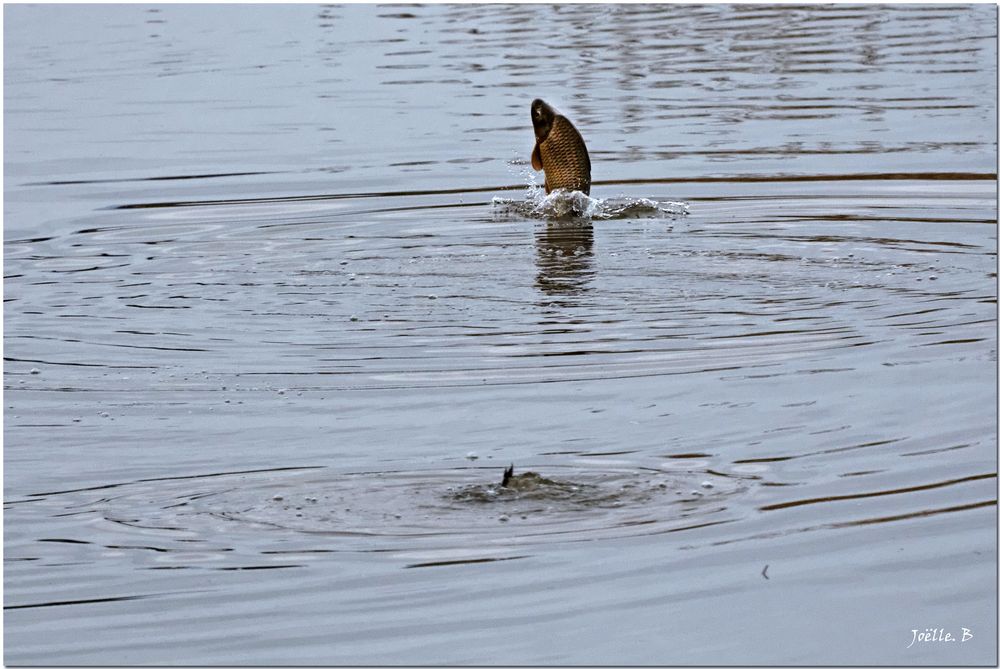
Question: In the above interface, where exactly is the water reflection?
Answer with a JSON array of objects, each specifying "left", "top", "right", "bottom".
[{"left": 534, "top": 221, "right": 594, "bottom": 296}]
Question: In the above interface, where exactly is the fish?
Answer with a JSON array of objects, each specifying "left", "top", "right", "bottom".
[
  {"left": 498, "top": 464, "right": 558, "bottom": 492},
  {"left": 530, "top": 98, "right": 591, "bottom": 195}
]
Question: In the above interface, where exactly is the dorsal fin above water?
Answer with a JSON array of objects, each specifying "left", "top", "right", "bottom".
[{"left": 501, "top": 464, "right": 514, "bottom": 488}]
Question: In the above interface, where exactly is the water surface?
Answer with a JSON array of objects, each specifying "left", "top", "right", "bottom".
[{"left": 4, "top": 4, "right": 997, "bottom": 665}]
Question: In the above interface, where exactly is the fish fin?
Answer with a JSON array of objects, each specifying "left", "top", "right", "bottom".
[
  {"left": 531, "top": 143, "right": 543, "bottom": 171},
  {"left": 501, "top": 464, "right": 514, "bottom": 488}
]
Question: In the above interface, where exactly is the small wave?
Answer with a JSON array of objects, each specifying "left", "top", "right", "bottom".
[
  {"left": 9, "top": 464, "right": 747, "bottom": 557},
  {"left": 492, "top": 185, "right": 688, "bottom": 221}
]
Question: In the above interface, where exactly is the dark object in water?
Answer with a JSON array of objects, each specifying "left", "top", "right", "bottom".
[
  {"left": 501, "top": 464, "right": 514, "bottom": 488},
  {"left": 498, "top": 466, "right": 562, "bottom": 493},
  {"left": 530, "top": 98, "right": 591, "bottom": 195}
]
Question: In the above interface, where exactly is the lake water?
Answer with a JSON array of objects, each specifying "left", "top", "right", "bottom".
[{"left": 3, "top": 3, "right": 997, "bottom": 665}]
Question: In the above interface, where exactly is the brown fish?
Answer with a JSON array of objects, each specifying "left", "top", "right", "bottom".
[{"left": 530, "top": 98, "right": 591, "bottom": 195}]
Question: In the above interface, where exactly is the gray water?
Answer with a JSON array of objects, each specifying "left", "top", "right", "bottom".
[{"left": 3, "top": 4, "right": 997, "bottom": 665}]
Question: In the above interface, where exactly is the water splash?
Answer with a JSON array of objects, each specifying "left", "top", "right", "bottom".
[{"left": 492, "top": 182, "right": 689, "bottom": 221}]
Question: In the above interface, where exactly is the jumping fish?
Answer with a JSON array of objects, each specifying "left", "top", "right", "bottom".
[{"left": 530, "top": 98, "right": 591, "bottom": 195}]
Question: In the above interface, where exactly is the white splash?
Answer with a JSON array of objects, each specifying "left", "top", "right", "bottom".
[{"left": 492, "top": 176, "right": 688, "bottom": 222}]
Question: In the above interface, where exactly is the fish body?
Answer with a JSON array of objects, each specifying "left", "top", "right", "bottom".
[
  {"left": 530, "top": 98, "right": 591, "bottom": 195},
  {"left": 499, "top": 464, "right": 556, "bottom": 492}
]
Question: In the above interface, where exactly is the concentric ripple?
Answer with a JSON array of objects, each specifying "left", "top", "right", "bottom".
[{"left": 17, "top": 463, "right": 749, "bottom": 560}]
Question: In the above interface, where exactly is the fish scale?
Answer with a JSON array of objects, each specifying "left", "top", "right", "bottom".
[{"left": 539, "top": 116, "right": 591, "bottom": 194}]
